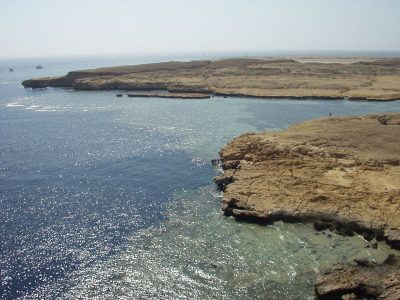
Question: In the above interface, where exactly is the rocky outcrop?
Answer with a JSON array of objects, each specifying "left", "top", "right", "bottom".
[
  {"left": 21, "top": 76, "right": 67, "bottom": 88},
  {"left": 22, "top": 58, "right": 400, "bottom": 101},
  {"left": 315, "top": 255, "right": 400, "bottom": 299},
  {"left": 214, "top": 113, "right": 400, "bottom": 248}
]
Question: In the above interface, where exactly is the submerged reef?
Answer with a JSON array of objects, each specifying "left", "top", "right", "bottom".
[{"left": 315, "top": 255, "right": 400, "bottom": 299}]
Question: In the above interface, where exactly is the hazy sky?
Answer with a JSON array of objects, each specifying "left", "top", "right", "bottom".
[{"left": 1, "top": 0, "right": 399, "bottom": 58}]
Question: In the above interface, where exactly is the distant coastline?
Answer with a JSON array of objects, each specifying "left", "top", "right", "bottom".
[{"left": 22, "top": 57, "right": 400, "bottom": 101}]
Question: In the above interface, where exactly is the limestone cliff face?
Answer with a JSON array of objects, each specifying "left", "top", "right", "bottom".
[{"left": 215, "top": 113, "right": 400, "bottom": 248}]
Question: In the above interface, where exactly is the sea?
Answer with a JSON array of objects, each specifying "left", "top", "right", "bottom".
[{"left": 1, "top": 53, "right": 400, "bottom": 299}]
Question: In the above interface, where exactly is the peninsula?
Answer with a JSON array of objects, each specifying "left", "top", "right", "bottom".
[{"left": 22, "top": 57, "right": 400, "bottom": 101}]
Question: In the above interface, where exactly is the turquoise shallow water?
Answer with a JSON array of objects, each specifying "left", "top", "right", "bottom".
[{"left": 1, "top": 56, "right": 400, "bottom": 299}]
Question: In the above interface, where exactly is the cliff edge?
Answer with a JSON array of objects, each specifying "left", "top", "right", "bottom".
[
  {"left": 215, "top": 113, "right": 400, "bottom": 248},
  {"left": 22, "top": 58, "right": 400, "bottom": 101},
  {"left": 315, "top": 255, "right": 400, "bottom": 299}
]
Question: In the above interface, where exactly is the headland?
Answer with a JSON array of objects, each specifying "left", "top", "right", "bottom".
[
  {"left": 22, "top": 57, "right": 400, "bottom": 101},
  {"left": 214, "top": 112, "right": 400, "bottom": 299},
  {"left": 215, "top": 113, "right": 400, "bottom": 248}
]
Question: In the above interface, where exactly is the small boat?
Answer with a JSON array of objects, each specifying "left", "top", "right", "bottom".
[
  {"left": 116, "top": 94, "right": 123, "bottom": 97},
  {"left": 35, "top": 65, "right": 43, "bottom": 70},
  {"left": 9, "top": 68, "right": 14, "bottom": 72}
]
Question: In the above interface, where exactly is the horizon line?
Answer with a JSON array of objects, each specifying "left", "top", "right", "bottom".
[{"left": 1, "top": 49, "right": 400, "bottom": 61}]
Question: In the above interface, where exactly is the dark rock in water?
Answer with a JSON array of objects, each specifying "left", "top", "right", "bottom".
[
  {"left": 9, "top": 68, "right": 14, "bottom": 72},
  {"left": 35, "top": 65, "right": 43, "bottom": 70},
  {"left": 315, "top": 255, "right": 400, "bottom": 299},
  {"left": 371, "top": 240, "right": 378, "bottom": 249},
  {"left": 116, "top": 94, "right": 123, "bottom": 97},
  {"left": 211, "top": 158, "right": 221, "bottom": 165},
  {"left": 353, "top": 258, "right": 374, "bottom": 267},
  {"left": 126, "top": 92, "right": 210, "bottom": 99}
]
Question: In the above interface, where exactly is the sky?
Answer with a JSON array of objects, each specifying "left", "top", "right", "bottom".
[{"left": 0, "top": 0, "right": 399, "bottom": 58}]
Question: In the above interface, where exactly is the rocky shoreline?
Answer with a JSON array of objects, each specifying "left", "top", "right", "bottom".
[
  {"left": 315, "top": 255, "right": 400, "bottom": 299},
  {"left": 22, "top": 58, "right": 400, "bottom": 101},
  {"left": 214, "top": 113, "right": 400, "bottom": 299},
  {"left": 214, "top": 113, "right": 400, "bottom": 248}
]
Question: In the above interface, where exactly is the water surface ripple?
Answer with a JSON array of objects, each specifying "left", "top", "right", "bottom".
[{"left": 1, "top": 57, "right": 400, "bottom": 299}]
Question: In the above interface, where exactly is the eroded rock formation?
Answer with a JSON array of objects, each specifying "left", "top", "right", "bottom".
[
  {"left": 215, "top": 113, "right": 400, "bottom": 248},
  {"left": 315, "top": 255, "right": 400, "bottom": 299}
]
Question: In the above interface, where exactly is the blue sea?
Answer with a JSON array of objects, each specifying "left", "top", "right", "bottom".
[{"left": 1, "top": 54, "right": 400, "bottom": 299}]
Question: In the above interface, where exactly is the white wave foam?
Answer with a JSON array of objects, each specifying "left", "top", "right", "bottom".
[
  {"left": 0, "top": 81, "right": 18, "bottom": 84},
  {"left": 6, "top": 103, "right": 24, "bottom": 107},
  {"left": 25, "top": 105, "right": 40, "bottom": 110}
]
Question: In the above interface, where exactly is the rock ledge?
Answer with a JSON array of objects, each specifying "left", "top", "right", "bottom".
[
  {"left": 315, "top": 255, "right": 400, "bottom": 299},
  {"left": 215, "top": 113, "right": 400, "bottom": 248},
  {"left": 215, "top": 113, "right": 400, "bottom": 299}
]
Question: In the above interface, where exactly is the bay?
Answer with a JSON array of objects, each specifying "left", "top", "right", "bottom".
[{"left": 1, "top": 55, "right": 400, "bottom": 299}]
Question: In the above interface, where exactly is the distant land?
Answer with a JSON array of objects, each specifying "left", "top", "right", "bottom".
[{"left": 22, "top": 57, "right": 400, "bottom": 101}]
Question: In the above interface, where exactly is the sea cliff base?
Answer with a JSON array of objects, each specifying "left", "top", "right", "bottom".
[{"left": 215, "top": 113, "right": 400, "bottom": 299}]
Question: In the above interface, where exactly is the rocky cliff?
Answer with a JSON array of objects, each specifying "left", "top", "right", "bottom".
[
  {"left": 215, "top": 113, "right": 400, "bottom": 248},
  {"left": 315, "top": 255, "right": 400, "bottom": 299},
  {"left": 215, "top": 113, "right": 400, "bottom": 299},
  {"left": 22, "top": 58, "right": 400, "bottom": 101}
]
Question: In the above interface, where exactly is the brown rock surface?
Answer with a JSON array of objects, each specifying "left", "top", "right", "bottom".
[
  {"left": 214, "top": 113, "right": 400, "bottom": 248},
  {"left": 314, "top": 255, "right": 400, "bottom": 299},
  {"left": 22, "top": 58, "right": 400, "bottom": 101}
]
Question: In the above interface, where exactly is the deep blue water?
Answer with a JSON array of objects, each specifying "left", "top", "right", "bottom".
[{"left": 1, "top": 55, "right": 400, "bottom": 299}]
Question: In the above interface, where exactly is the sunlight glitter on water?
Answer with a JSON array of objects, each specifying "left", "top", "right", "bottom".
[
  {"left": 2, "top": 70, "right": 400, "bottom": 298},
  {"left": 55, "top": 185, "right": 394, "bottom": 300}
]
